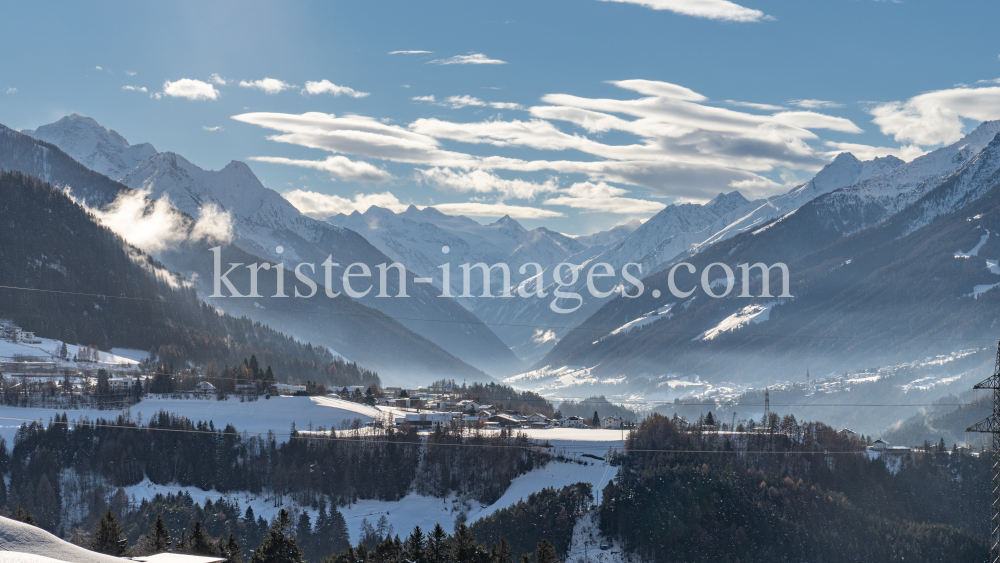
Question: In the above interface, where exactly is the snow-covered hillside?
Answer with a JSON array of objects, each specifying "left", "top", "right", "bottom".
[{"left": 0, "top": 516, "right": 124, "bottom": 563}]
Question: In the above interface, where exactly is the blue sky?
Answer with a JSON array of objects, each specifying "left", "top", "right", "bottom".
[{"left": 2, "top": 0, "right": 1000, "bottom": 235}]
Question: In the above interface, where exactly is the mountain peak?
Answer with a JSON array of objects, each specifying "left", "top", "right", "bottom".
[{"left": 706, "top": 190, "right": 750, "bottom": 213}]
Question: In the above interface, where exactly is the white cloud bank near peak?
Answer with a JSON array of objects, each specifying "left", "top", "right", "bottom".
[
  {"left": 283, "top": 190, "right": 410, "bottom": 217},
  {"left": 416, "top": 168, "right": 559, "bottom": 200},
  {"left": 543, "top": 181, "right": 666, "bottom": 214},
  {"left": 240, "top": 78, "right": 294, "bottom": 94},
  {"left": 597, "top": 0, "right": 770, "bottom": 22},
  {"left": 76, "top": 189, "right": 232, "bottom": 254},
  {"left": 162, "top": 79, "right": 220, "bottom": 101},
  {"left": 281, "top": 189, "right": 563, "bottom": 220},
  {"left": 869, "top": 84, "right": 1000, "bottom": 146},
  {"left": 302, "top": 80, "right": 370, "bottom": 98},
  {"left": 250, "top": 155, "right": 395, "bottom": 183}
]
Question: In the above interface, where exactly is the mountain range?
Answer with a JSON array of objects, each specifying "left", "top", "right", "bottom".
[
  {"left": 23, "top": 115, "right": 524, "bottom": 380},
  {"left": 0, "top": 122, "right": 500, "bottom": 382},
  {"left": 10, "top": 113, "right": 1000, "bottom": 395},
  {"left": 541, "top": 121, "right": 1000, "bottom": 386}
]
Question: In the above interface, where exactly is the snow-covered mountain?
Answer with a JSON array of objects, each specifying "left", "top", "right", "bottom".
[
  {"left": 572, "top": 218, "right": 642, "bottom": 248},
  {"left": 542, "top": 123, "right": 1000, "bottom": 384},
  {"left": 25, "top": 115, "right": 523, "bottom": 378},
  {"left": 329, "top": 206, "right": 585, "bottom": 297},
  {"left": 688, "top": 153, "right": 905, "bottom": 256}
]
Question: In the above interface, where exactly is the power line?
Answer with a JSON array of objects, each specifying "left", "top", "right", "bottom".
[
  {"left": 0, "top": 415, "right": 893, "bottom": 455},
  {"left": 1, "top": 283, "right": 998, "bottom": 343}
]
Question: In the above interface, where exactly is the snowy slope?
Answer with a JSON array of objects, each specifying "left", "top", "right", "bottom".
[
  {"left": 0, "top": 396, "right": 382, "bottom": 444},
  {"left": 691, "top": 153, "right": 904, "bottom": 255},
  {"left": 0, "top": 516, "right": 125, "bottom": 563},
  {"left": 329, "top": 206, "right": 585, "bottom": 297}
]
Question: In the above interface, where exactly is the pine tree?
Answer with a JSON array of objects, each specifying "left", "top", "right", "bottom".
[
  {"left": 249, "top": 509, "right": 303, "bottom": 563},
  {"left": 427, "top": 523, "right": 448, "bottom": 563},
  {"left": 406, "top": 526, "right": 427, "bottom": 563},
  {"left": 14, "top": 504, "right": 36, "bottom": 526},
  {"left": 450, "top": 524, "right": 478, "bottom": 563},
  {"left": 535, "top": 540, "right": 559, "bottom": 563},
  {"left": 497, "top": 538, "right": 513, "bottom": 563},
  {"left": 149, "top": 514, "right": 171, "bottom": 552},
  {"left": 225, "top": 534, "right": 243, "bottom": 563},
  {"left": 177, "top": 530, "right": 189, "bottom": 553},
  {"left": 190, "top": 521, "right": 215, "bottom": 555},
  {"left": 91, "top": 509, "right": 127, "bottom": 556},
  {"left": 59, "top": 342, "right": 68, "bottom": 359},
  {"left": 592, "top": 411, "right": 600, "bottom": 427}
]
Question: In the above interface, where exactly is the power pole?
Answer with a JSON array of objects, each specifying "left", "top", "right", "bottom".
[{"left": 968, "top": 339, "right": 1000, "bottom": 563}]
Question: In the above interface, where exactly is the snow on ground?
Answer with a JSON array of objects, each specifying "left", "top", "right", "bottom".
[
  {"left": 107, "top": 348, "right": 150, "bottom": 363},
  {"left": 696, "top": 303, "right": 775, "bottom": 341},
  {"left": 123, "top": 461, "right": 619, "bottom": 546},
  {"left": 596, "top": 303, "right": 675, "bottom": 343},
  {"left": 0, "top": 336, "right": 141, "bottom": 367},
  {"left": 563, "top": 510, "right": 628, "bottom": 563},
  {"left": 0, "top": 516, "right": 124, "bottom": 563},
  {"left": 954, "top": 231, "right": 990, "bottom": 258},
  {"left": 0, "top": 396, "right": 382, "bottom": 444}
]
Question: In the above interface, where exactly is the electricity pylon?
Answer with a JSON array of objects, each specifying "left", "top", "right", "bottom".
[{"left": 967, "top": 339, "right": 1000, "bottom": 563}]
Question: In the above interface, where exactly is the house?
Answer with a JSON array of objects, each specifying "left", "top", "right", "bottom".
[
  {"left": 402, "top": 413, "right": 456, "bottom": 428},
  {"left": 274, "top": 383, "right": 307, "bottom": 395},
  {"left": 840, "top": 428, "right": 858, "bottom": 439},
  {"left": 489, "top": 414, "right": 523, "bottom": 428},
  {"left": 526, "top": 413, "right": 550, "bottom": 424},
  {"left": 602, "top": 415, "right": 624, "bottom": 429},
  {"left": 195, "top": 381, "right": 217, "bottom": 394},
  {"left": 559, "top": 416, "right": 586, "bottom": 429},
  {"left": 870, "top": 439, "right": 889, "bottom": 451}
]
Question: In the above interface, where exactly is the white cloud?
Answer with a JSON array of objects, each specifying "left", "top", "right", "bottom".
[
  {"left": 869, "top": 85, "right": 1000, "bottom": 145},
  {"left": 250, "top": 155, "right": 395, "bottom": 183},
  {"left": 281, "top": 189, "right": 562, "bottom": 219},
  {"left": 240, "top": 78, "right": 294, "bottom": 94},
  {"left": 790, "top": 99, "right": 845, "bottom": 109},
  {"left": 389, "top": 50, "right": 433, "bottom": 55},
  {"left": 725, "top": 100, "right": 785, "bottom": 111},
  {"left": 95, "top": 66, "right": 103, "bottom": 71},
  {"left": 542, "top": 181, "right": 666, "bottom": 214},
  {"left": 429, "top": 202, "right": 564, "bottom": 218},
  {"left": 429, "top": 53, "right": 507, "bottom": 65},
  {"left": 597, "top": 0, "right": 770, "bottom": 22},
  {"left": 490, "top": 102, "right": 524, "bottom": 110},
  {"left": 125, "top": 71, "right": 137, "bottom": 76},
  {"left": 122, "top": 85, "right": 148, "bottom": 93},
  {"left": 445, "top": 95, "right": 487, "bottom": 108},
  {"left": 823, "top": 141, "right": 927, "bottom": 162},
  {"left": 302, "top": 80, "right": 370, "bottom": 98},
  {"left": 417, "top": 168, "right": 558, "bottom": 199},
  {"left": 282, "top": 189, "right": 410, "bottom": 218},
  {"left": 209, "top": 73, "right": 227, "bottom": 86},
  {"left": 202, "top": 126, "right": 224, "bottom": 132},
  {"left": 84, "top": 189, "right": 232, "bottom": 254},
  {"left": 532, "top": 329, "right": 557, "bottom": 343},
  {"left": 162, "top": 78, "right": 220, "bottom": 101},
  {"left": 232, "top": 79, "right": 877, "bottom": 202},
  {"left": 5, "top": 87, "right": 16, "bottom": 94}
]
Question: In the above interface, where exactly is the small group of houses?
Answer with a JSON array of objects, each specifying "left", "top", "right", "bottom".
[
  {"left": 869, "top": 439, "right": 912, "bottom": 455},
  {"left": 0, "top": 320, "right": 42, "bottom": 344}
]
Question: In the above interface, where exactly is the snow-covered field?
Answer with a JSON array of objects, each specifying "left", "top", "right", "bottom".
[
  {"left": 123, "top": 460, "right": 619, "bottom": 545},
  {"left": 0, "top": 335, "right": 144, "bottom": 367},
  {"left": 0, "top": 395, "right": 386, "bottom": 444}
]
